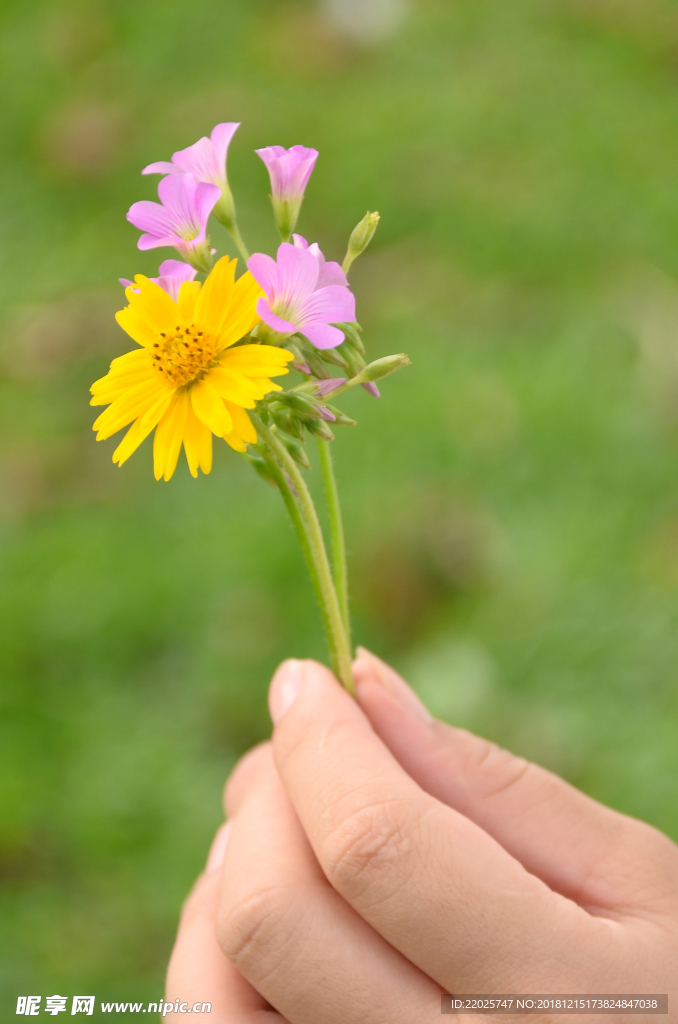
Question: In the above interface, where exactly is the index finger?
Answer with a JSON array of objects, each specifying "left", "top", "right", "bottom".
[{"left": 269, "top": 659, "right": 621, "bottom": 995}]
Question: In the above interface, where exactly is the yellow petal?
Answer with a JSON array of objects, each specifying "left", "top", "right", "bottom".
[
  {"left": 220, "top": 344, "right": 294, "bottom": 367},
  {"left": 90, "top": 354, "right": 155, "bottom": 405},
  {"left": 126, "top": 276, "right": 179, "bottom": 335},
  {"left": 190, "top": 378, "right": 233, "bottom": 436},
  {"left": 109, "top": 348, "right": 154, "bottom": 372},
  {"left": 251, "top": 377, "right": 283, "bottom": 393},
  {"left": 112, "top": 391, "right": 172, "bottom": 466},
  {"left": 115, "top": 306, "right": 158, "bottom": 348},
  {"left": 218, "top": 345, "right": 293, "bottom": 378},
  {"left": 183, "top": 406, "right": 213, "bottom": 477},
  {"left": 223, "top": 401, "right": 257, "bottom": 449},
  {"left": 206, "top": 366, "right": 262, "bottom": 406},
  {"left": 216, "top": 271, "right": 265, "bottom": 350},
  {"left": 194, "top": 256, "right": 236, "bottom": 337},
  {"left": 153, "top": 390, "right": 190, "bottom": 481},
  {"left": 177, "top": 280, "right": 201, "bottom": 323},
  {"left": 93, "top": 379, "right": 170, "bottom": 440}
]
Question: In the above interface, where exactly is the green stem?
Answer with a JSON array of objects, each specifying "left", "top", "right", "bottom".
[
  {"left": 251, "top": 414, "right": 354, "bottom": 694},
  {"left": 316, "top": 438, "right": 350, "bottom": 641},
  {"left": 229, "top": 222, "right": 250, "bottom": 263},
  {"left": 259, "top": 451, "right": 329, "bottom": 642}
]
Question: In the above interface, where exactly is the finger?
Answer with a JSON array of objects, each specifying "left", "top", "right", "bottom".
[
  {"left": 269, "top": 658, "right": 620, "bottom": 994},
  {"left": 223, "top": 741, "right": 275, "bottom": 819},
  {"left": 217, "top": 743, "right": 443, "bottom": 1024},
  {"left": 167, "top": 823, "right": 286, "bottom": 1023},
  {"left": 353, "top": 647, "right": 678, "bottom": 915}
]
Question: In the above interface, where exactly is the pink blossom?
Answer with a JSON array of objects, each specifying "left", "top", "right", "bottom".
[
  {"left": 119, "top": 260, "right": 197, "bottom": 301},
  {"left": 142, "top": 123, "right": 240, "bottom": 231},
  {"left": 143, "top": 123, "right": 239, "bottom": 187},
  {"left": 248, "top": 242, "right": 355, "bottom": 350},
  {"left": 255, "top": 145, "right": 319, "bottom": 239},
  {"left": 292, "top": 234, "right": 348, "bottom": 287},
  {"left": 127, "top": 173, "right": 220, "bottom": 271}
]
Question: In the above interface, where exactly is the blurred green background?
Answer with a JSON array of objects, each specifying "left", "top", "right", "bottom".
[{"left": 3, "top": 0, "right": 678, "bottom": 1013}]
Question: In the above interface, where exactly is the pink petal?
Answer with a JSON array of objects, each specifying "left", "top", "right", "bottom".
[
  {"left": 297, "top": 284, "right": 356, "bottom": 328},
  {"left": 127, "top": 199, "right": 176, "bottom": 238},
  {"left": 137, "top": 231, "right": 185, "bottom": 251},
  {"left": 119, "top": 277, "right": 133, "bottom": 287},
  {"left": 157, "top": 175, "right": 199, "bottom": 233},
  {"left": 210, "top": 122, "right": 240, "bottom": 175},
  {"left": 255, "top": 146, "right": 318, "bottom": 200},
  {"left": 301, "top": 323, "right": 345, "bottom": 349},
  {"left": 248, "top": 253, "right": 280, "bottom": 302},
  {"left": 317, "top": 260, "right": 348, "bottom": 288},
  {"left": 292, "top": 233, "right": 309, "bottom": 249},
  {"left": 361, "top": 382, "right": 381, "bottom": 398},
  {"left": 194, "top": 179, "right": 222, "bottom": 225},
  {"left": 157, "top": 259, "right": 197, "bottom": 280},
  {"left": 276, "top": 243, "right": 319, "bottom": 307},
  {"left": 172, "top": 136, "right": 222, "bottom": 185},
  {"left": 315, "top": 377, "right": 346, "bottom": 396},
  {"left": 256, "top": 298, "right": 297, "bottom": 335},
  {"left": 286, "top": 146, "right": 318, "bottom": 196},
  {"left": 154, "top": 260, "right": 198, "bottom": 300},
  {"left": 141, "top": 161, "right": 179, "bottom": 175}
]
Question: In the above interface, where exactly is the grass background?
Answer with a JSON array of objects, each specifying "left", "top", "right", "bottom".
[{"left": 2, "top": 0, "right": 678, "bottom": 1014}]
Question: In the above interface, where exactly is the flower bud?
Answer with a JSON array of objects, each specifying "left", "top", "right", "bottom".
[
  {"left": 276, "top": 392, "right": 321, "bottom": 417},
  {"left": 342, "top": 212, "right": 380, "bottom": 274},
  {"left": 326, "top": 406, "right": 357, "bottom": 426},
  {"left": 245, "top": 453, "right": 278, "bottom": 487},
  {"left": 305, "top": 418, "right": 335, "bottom": 441},
  {"left": 271, "top": 407, "right": 305, "bottom": 441},
  {"left": 319, "top": 346, "right": 349, "bottom": 369},
  {"left": 356, "top": 353, "right": 410, "bottom": 383},
  {"left": 337, "top": 322, "right": 365, "bottom": 353},
  {"left": 256, "top": 146, "right": 319, "bottom": 242},
  {"left": 281, "top": 436, "right": 312, "bottom": 470},
  {"left": 337, "top": 342, "right": 366, "bottom": 378}
]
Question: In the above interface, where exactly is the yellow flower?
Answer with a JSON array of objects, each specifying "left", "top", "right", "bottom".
[{"left": 90, "top": 256, "right": 294, "bottom": 480}]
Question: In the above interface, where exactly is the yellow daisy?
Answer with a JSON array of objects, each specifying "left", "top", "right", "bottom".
[{"left": 90, "top": 256, "right": 294, "bottom": 480}]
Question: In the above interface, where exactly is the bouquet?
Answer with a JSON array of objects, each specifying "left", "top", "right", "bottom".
[{"left": 90, "top": 122, "right": 409, "bottom": 692}]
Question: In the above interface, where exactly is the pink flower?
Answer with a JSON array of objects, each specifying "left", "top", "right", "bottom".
[
  {"left": 292, "top": 234, "right": 348, "bottom": 287},
  {"left": 142, "top": 123, "right": 240, "bottom": 232},
  {"left": 248, "top": 242, "right": 355, "bottom": 350},
  {"left": 127, "top": 174, "right": 220, "bottom": 272},
  {"left": 119, "top": 260, "right": 197, "bottom": 302},
  {"left": 255, "top": 145, "right": 319, "bottom": 240}
]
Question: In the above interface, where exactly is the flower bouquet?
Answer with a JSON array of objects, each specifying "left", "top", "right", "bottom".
[{"left": 90, "top": 122, "right": 409, "bottom": 692}]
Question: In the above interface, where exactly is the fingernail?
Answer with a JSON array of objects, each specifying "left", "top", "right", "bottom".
[
  {"left": 354, "top": 646, "right": 432, "bottom": 724},
  {"left": 269, "top": 658, "right": 306, "bottom": 725},
  {"left": 205, "top": 821, "right": 231, "bottom": 874}
]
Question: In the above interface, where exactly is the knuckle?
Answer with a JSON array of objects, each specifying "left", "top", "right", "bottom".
[
  {"left": 323, "top": 798, "right": 420, "bottom": 900},
  {"left": 467, "top": 738, "right": 534, "bottom": 800},
  {"left": 217, "top": 881, "right": 295, "bottom": 973}
]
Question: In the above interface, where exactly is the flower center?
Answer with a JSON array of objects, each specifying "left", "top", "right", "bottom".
[{"left": 150, "top": 323, "right": 218, "bottom": 388}]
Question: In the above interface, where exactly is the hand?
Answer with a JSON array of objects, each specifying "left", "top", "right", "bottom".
[{"left": 167, "top": 650, "right": 678, "bottom": 1022}]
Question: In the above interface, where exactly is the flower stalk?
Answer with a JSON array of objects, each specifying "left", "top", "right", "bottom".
[
  {"left": 250, "top": 412, "right": 354, "bottom": 694},
  {"left": 316, "top": 438, "right": 350, "bottom": 638}
]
